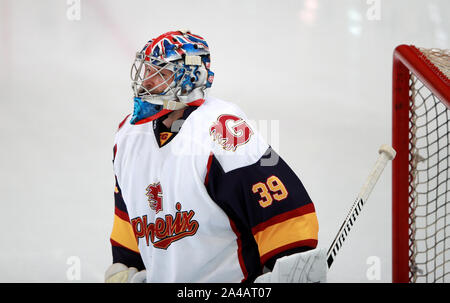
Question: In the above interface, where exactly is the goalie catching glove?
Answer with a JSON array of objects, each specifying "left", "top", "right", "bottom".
[
  {"left": 105, "top": 263, "right": 147, "bottom": 283},
  {"left": 254, "top": 248, "right": 327, "bottom": 283}
]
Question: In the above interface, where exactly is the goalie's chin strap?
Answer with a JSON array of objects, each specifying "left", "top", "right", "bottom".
[
  {"left": 162, "top": 99, "right": 187, "bottom": 111},
  {"left": 140, "top": 93, "right": 188, "bottom": 111}
]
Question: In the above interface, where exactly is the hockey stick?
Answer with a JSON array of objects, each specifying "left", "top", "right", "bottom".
[{"left": 326, "top": 144, "right": 396, "bottom": 268}]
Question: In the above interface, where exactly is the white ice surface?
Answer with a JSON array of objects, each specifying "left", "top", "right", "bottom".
[{"left": 0, "top": 0, "right": 448, "bottom": 282}]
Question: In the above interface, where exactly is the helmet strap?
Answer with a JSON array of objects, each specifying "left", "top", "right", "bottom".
[{"left": 163, "top": 100, "right": 187, "bottom": 111}]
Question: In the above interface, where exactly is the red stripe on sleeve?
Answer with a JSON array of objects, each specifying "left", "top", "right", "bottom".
[
  {"left": 228, "top": 218, "right": 248, "bottom": 282},
  {"left": 115, "top": 207, "right": 131, "bottom": 222},
  {"left": 251, "top": 203, "right": 316, "bottom": 235},
  {"left": 260, "top": 239, "right": 318, "bottom": 265}
]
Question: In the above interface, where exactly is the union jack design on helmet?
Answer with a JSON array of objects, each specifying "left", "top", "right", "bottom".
[
  {"left": 143, "top": 31, "right": 210, "bottom": 63},
  {"left": 130, "top": 30, "right": 214, "bottom": 125}
]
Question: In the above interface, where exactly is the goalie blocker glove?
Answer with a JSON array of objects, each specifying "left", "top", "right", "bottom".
[
  {"left": 105, "top": 263, "right": 147, "bottom": 283},
  {"left": 254, "top": 248, "right": 327, "bottom": 283}
]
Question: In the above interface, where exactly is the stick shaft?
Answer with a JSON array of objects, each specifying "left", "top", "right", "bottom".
[{"left": 326, "top": 146, "right": 395, "bottom": 268}]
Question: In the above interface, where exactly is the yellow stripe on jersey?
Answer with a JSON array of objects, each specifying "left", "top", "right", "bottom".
[
  {"left": 110, "top": 214, "right": 140, "bottom": 253},
  {"left": 253, "top": 212, "right": 319, "bottom": 260}
]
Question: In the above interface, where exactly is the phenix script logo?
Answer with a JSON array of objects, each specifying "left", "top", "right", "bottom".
[
  {"left": 146, "top": 182, "right": 163, "bottom": 213},
  {"left": 210, "top": 114, "right": 253, "bottom": 151},
  {"left": 131, "top": 202, "right": 199, "bottom": 250}
]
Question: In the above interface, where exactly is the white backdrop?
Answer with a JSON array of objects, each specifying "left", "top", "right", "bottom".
[{"left": 0, "top": 0, "right": 448, "bottom": 283}]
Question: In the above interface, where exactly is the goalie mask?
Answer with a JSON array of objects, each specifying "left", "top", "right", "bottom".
[{"left": 130, "top": 30, "right": 214, "bottom": 124}]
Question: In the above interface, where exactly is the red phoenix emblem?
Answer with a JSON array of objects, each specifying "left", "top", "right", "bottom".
[
  {"left": 146, "top": 182, "right": 163, "bottom": 213},
  {"left": 209, "top": 114, "right": 253, "bottom": 151}
]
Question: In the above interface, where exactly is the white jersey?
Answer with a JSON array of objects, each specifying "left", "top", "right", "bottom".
[{"left": 110, "top": 96, "right": 319, "bottom": 282}]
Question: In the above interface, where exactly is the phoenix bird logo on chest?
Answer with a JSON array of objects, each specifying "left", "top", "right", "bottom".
[
  {"left": 131, "top": 202, "right": 199, "bottom": 250},
  {"left": 146, "top": 182, "right": 163, "bottom": 213},
  {"left": 209, "top": 114, "right": 253, "bottom": 151}
]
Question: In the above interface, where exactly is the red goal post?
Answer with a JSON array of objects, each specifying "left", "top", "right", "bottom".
[{"left": 392, "top": 45, "right": 450, "bottom": 283}]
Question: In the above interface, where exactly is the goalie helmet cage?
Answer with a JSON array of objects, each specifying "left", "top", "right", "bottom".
[{"left": 392, "top": 44, "right": 450, "bottom": 283}]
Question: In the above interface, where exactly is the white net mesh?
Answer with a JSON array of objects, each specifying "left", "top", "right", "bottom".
[
  {"left": 419, "top": 48, "right": 450, "bottom": 79},
  {"left": 408, "top": 48, "right": 450, "bottom": 282}
]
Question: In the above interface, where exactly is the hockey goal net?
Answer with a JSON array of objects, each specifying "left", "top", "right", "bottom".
[{"left": 392, "top": 44, "right": 450, "bottom": 283}]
